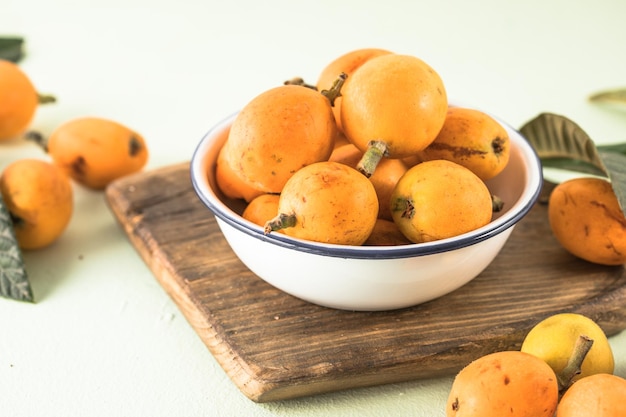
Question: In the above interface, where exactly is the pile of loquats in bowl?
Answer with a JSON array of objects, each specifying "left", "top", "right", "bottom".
[
  {"left": 190, "top": 48, "right": 543, "bottom": 311},
  {"left": 213, "top": 48, "right": 511, "bottom": 247}
]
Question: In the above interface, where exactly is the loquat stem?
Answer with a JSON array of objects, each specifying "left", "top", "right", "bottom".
[
  {"left": 357, "top": 140, "right": 388, "bottom": 178},
  {"left": 320, "top": 72, "right": 347, "bottom": 107},
  {"left": 491, "top": 194, "right": 504, "bottom": 212},
  {"left": 23, "top": 130, "right": 49, "bottom": 152},
  {"left": 264, "top": 212, "right": 297, "bottom": 235},
  {"left": 398, "top": 198, "right": 415, "bottom": 220},
  {"left": 37, "top": 93, "right": 56, "bottom": 104},
  {"left": 283, "top": 77, "right": 317, "bottom": 90},
  {"left": 557, "top": 334, "right": 594, "bottom": 394}
]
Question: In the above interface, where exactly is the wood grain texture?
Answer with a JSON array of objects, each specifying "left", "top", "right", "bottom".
[{"left": 105, "top": 162, "right": 626, "bottom": 402}]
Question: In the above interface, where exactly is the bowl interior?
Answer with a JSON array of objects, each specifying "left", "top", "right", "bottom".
[{"left": 190, "top": 110, "right": 543, "bottom": 259}]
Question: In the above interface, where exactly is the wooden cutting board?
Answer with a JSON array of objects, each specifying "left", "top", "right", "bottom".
[{"left": 105, "top": 162, "right": 626, "bottom": 403}]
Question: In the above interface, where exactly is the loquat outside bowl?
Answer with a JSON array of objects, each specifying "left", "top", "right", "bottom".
[{"left": 190, "top": 109, "right": 543, "bottom": 311}]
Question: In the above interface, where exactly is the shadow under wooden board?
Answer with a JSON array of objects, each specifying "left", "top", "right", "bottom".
[{"left": 105, "top": 162, "right": 626, "bottom": 403}]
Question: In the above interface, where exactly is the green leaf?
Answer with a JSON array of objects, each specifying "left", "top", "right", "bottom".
[
  {"left": 595, "top": 142, "right": 626, "bottom": 157},
  {"left": 0, "top": 194, "right": 33, "bottom": 302},
  {"left": 519, "top": 112, "right": 626, "bottom": 218},
  {"left": 519, "top": 113, "right": 607, "bottom": 175},
  {"left": 0, "top": 36, "right": 25, "bottom": 63},
  {"left": 598, "top": 150, "right": 626, "bottom": 222},
  {"left": 589, "top": 88, "right": 626, "bottom": 106}
]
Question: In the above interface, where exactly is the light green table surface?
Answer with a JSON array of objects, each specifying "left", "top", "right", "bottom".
[{"left": 2, "top": 0, "right": 625, "bottom": 415}]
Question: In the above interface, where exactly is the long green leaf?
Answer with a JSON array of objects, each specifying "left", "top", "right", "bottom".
[
  {"left": 519, "top": 113, "right": 606, "bottom": 173},
  {"left": 0, "top": 36, "right": 25, "bottom": 63},
  {"left": 597, "top": 142, "right": 626, "bottom": 157},
  {"left": 519, "top": 112, "right": 626, "bottom": 217},
  {"left": 598, "top": 150, "right": 626, "bottom": 220},
  {"left": 0, "top": 194, "right": 33, "bottom": 302},
  {"left": 589, "top": 88, "right": 626, "bottom": 106}
]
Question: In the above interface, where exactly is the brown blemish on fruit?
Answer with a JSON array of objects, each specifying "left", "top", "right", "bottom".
[
  {"left": 8, "top": 211, "right": 24, "bottom": 228},
  {"left": 606, "top": 240, "right": 624, "bottom": 256},
  {"left": 71, "top": 156, "right": 87, "bottom": 179},
  {"left": 590, "top": 200, "right": 626, "bottom": 227},
  {"left": 427, "top": 142, "right": 487, "bottom": 158},
  {"left": 129, "top": 135, "right": 143, "bottom": 157},
  {"left": 451, "top": 397, "right": 459, "bottom": 411},
  {"left": 492, "top": 137, "right": 506, "bottom": 155}
]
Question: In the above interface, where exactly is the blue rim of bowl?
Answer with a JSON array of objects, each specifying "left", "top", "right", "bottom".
[{"left": 190, "top": 111, "right": 543, "bottom": 260}]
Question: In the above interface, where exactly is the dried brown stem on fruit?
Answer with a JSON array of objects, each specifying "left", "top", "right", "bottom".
[
  {"left": 283, "top": 77, "right": 317, "bottom": 90},
  {"left": 491, "top": 194, "right": 504, "bottom": 212},
  {"left": 357, "top": 140, "right": 388, "bottom": 177},
  {"left": 23, "top": 130, "right": 48, "bottom": 152},
  {"left": 320, "top": 72, "right": 347, "bottom": 107},
  {"left": 37, "top": 93, "right": 56, "bottom": 104},
  {"left": 558, "top": 334, "right": 594, "bottom": 394},
  {"left": 264, "top": 212, "right": 297, "bottom": 235}
]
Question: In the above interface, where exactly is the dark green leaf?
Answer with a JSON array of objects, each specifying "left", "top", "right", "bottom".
[
  {"left": 533, "top": 157, "right": 606, "bottom": 176},
  {"left": 596, "top": 142, "right": 626, "bottom": 157},
  {"left": 519, "top": 113, "right": 607, "bottom": 175},
  {"left": 0, "top": 194, "right": 33, "bottom": 302},
  {"left": 519, "top": 112, "right": 626, "bottom": 217},
  {"left": 0, "top": 36, "right": 25, "bottom": 63},
  {"left": 598, "top": 150, "right": 626, "bottom": 220}
]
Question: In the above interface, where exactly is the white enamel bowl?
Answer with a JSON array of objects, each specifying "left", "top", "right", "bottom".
[{"left": 190, "top": 111, "right": 542, "bottom": 311}]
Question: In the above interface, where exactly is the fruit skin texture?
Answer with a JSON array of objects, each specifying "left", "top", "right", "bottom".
[
  {"left": 215, "top": 140, "right": 263, "bottom": 202},
  {"left": 242, "top": 194, "right": 280, "bottom": 229},
  {"left": 369, "top": 157, "right": 408, "bottom": 221},
  {"left": 330, "top": 142, "right": 408, "bottom": 221},
  {"left": 446, "top": 350, "right": 559, "bottom": 417},
  {"left": 416, "top": 107, "right": 510, "bottom": 180},
  {"left": 316, "top": 48, "right": 392, "bottom": 92},
  {"left": 390, "top": 159, "right": 492, "bottom": 243},
  {"left": 265, "top": 161, "right": 378, "bottom": 245},
  {"left": 217, "top": 85, "right": 336, "bottom": 201},
  {"left": 0, "top": 60, "right": 39, "bottom": 141},
  {"left": 329, "top": 142, "right": 362, "bottom": 167},
  {"left": 340, "top": 53, "right": 448, "bottom": 158},
  {"left": 520, "top": 313, "right": 614, "bottom": 383},
  {"left": 548, "top": 177, "right": 626, "bottom": 265},
  {"left": 0, "top": 159, "right": 73, "bottom": 250},
  {"left": 556, "top": 373, "right": 626, "bottom": 417},
  {"left": 316, "top": 48, "right": 392, "bottom": 131},
  {"left": 46, "top": 117, "right": 148, "bottom": 190},
  {"left": 363, "top": 218, "right": 411, "bottom": 246}
]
